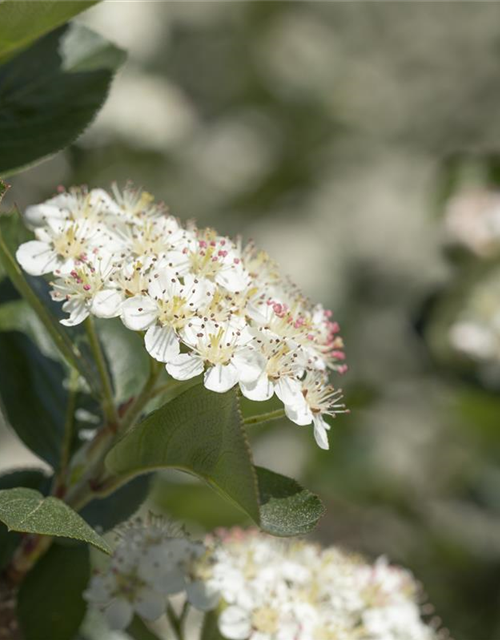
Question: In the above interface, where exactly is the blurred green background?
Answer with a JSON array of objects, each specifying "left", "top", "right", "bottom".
[{"left": 2, "top": 3, "right": 500, "bottom": 639}]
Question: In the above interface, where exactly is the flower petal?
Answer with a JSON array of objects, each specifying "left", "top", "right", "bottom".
[
  {"left": 215, "top": 266, "right": 250, "bottom": 293},
  {"left": 204, "top": 362, "right": 239, "bottom": 393},
  {"left": 91, "top": 289, "right": 123, "bottom": 319},
  {"left": 60, "top": 298, "right": 89, "bottom": 327},
  {"left": 104, "top": 598, "right": 133, "bottom": 630},
  {"left": 144, "top": 325, "right": 179, "bottom": 363},
  {"left": 312, "top": 414, "right": 330, "bottom": 450},
  {"left": 219, "top": 605, "right": 252, "bottom": 640},
  {"left": 232, "top": 348, "right": 266, "bottom": 384},
  {"left": 239, "top": 372, "right": 274, "bottom": 402},
  {"left": 275, "top": 377, "right": 303, "bottom": 406},
  {"left": 134, "top": 586, "right": 165, "bottom": 621},
  {"left": 16, "top": 241, "right": 59, "bottom": 276},
  {"left": 121, "top": 295, "right": 158, "bottom": 331},
  {"left": 284, "top": 398, "right": 312, "bottom": 426},
  {"left": 166, "top": 353, "right": 204, "bottom": 380},
  {"left": 186, "top": 580, "right": 220, "bottom": 611}
]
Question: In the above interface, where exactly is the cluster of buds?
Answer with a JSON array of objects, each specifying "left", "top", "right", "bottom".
[
  {"left": 16, "top": 185, "right": 349, "bottom": 448},
  {"left": 85, "top": 524, "right": 440, "bottom": 640}
]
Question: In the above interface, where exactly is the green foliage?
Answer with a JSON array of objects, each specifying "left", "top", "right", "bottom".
[
  {"left": 0, "top": 21, "right": 125, "bottom": 176},
  {"left": 0, "top": 487, "right": 111, "bottom": 554},
  {"left": 17, "top": 543, "right": 91, "bottom": 640},
  {"left": 0, "top": 331, "right": 68, "bottom": 467},
  {"left": 0, "top": 0, "right": 97, "bottom": 62},
  {"left": 0, "top": 468, "right": 48, "bottom": 570},
  {"left": 106, "top": 384, "right": 325, "bottom": 536}
]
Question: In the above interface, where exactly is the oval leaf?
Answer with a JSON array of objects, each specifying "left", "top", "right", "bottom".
[
  {"left": 0, "top": 468, "right": 48, "bottom": 570},
  {"left": 0, "top": 22, "right": 125, "bottom": 176},
  {"left": 106, "top": 384, "right": 261, "bottom": 525},
  {"left": 0, "top": 331, "right": 68, "bottom": 468},
  {"left": 0, "top": 487, "right": 111, "bottom": 554}
]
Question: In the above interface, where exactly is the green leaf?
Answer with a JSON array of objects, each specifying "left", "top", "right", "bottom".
[
  {"left": 0, "top": 487, "right": 112, "bottom": 554},
  {"left": 256, "top": 467, "right": 325, "bottom": 537},
  {"left": 0, "top": 0, "right": 98, "bottom": 62},
  {"left": 0, "top": 468, "right": 48, "bottom": 570},
  {"left": 0, "top": 331, "right": 68, "bottom": 468},
  {"left": 0, "top": 22, "right": 125, "bottom": 176},
  {"left": 0, "top": 213, "right": 98, "bottom": 394},
  {"left": 106, "top": 384, "right": 261, "bottom": 525},
  {"left": 17, "top": 543, "right": 90, "bottom": 640},
  {"left": 106, "top": 385, "right": 325, "bottom": 536}
]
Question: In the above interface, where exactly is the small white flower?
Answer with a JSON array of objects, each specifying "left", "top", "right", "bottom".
[
  {"left": 121, "top": 271, "right": 214, "bottom": 362},
  {"left": 284, "top": 371, "right": 348, "bottom": 450},
  {"left": 167, "top": 321, "right": 263, "bottom": 393},
  {"left": 238, "top": 329, "right": 305, "bottom": 403},
  {"left": 50, "top": 252, "right": 122, "bottom": 326}
]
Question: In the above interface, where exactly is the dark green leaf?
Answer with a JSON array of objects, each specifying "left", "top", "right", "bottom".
[
  {"left": 0, "top": 468, "right": 48, "bottom": 570},
  {"left": 81, "top": 474, "right": 151, "bottom": 532},
  {"left": 0, "top": 487, "right": 112, "bottom": 554},
  {"left": 106, "top": 384, "right": 261, "bottom": 525},
  {"left": 0, "top": 331, "right": 67, "bottom": 468},
  {"left": 0, "top": 22, "right": 125, "bottom": 176},
  {"left": 256, "top": 467, "right": 325, "bottom": 537},
  {"left": 0, "top": 0, "right": 97, "bottom": 62},
  {"left": 17, "top": 543, "right": 90, "bottom": 640}
]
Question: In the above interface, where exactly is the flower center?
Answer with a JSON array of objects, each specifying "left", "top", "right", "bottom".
[{"left": 252, "top": 607, "right": 279, "bottom": 634}]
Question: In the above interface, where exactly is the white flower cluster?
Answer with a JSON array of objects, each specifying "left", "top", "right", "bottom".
[
  {"left": 16, "top": 185, "right": 348, "bottom": 449},
  {"left": 84, "top": 523, "right": 439, "bottom": 640},
  {"left": 83, "top": 519, "right": 217, "bottom": 630},
  {"left": 200, "top": 529, "right": 438, "bottom": 640}
]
